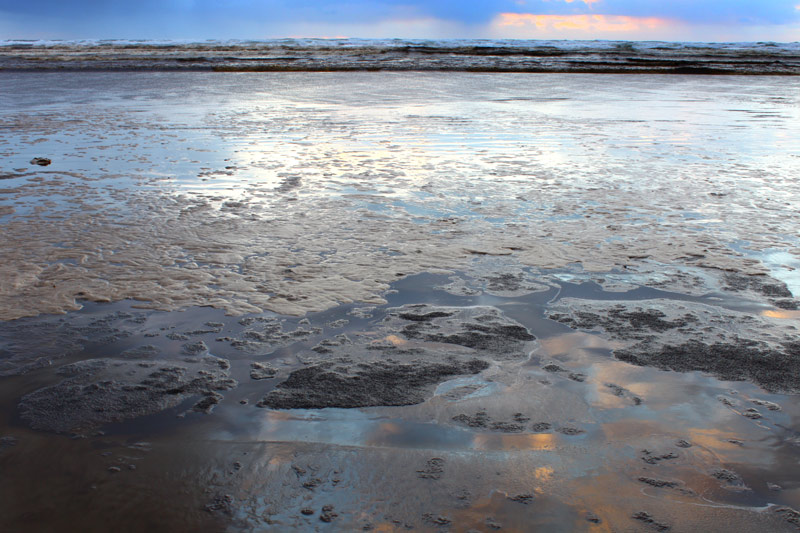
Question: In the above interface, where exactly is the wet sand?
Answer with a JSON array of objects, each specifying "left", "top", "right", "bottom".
[
  {"left": 2, "top": 273, "right": 800, "bottom": 531},
  {"left": 1, "top": 72, "right": 800, "bottom": 531}
]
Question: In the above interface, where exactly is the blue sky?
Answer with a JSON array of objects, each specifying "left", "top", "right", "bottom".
[{"left": 1, "top": 0, "right": 798, "bottom": 41}]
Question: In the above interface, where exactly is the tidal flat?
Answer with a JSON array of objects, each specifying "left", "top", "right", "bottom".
[{"left": 1, "top": 71, "right": 800, "bottom": 531}]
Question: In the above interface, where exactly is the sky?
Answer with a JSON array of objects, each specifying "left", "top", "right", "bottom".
[{"left": 1, "top": 0, "right": 799, "bottom": 42}]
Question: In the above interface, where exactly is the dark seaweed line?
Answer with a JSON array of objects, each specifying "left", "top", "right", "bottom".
[
  {"left": 1, "top": 64, "right": 798, "bottom": 75},
  {"left": 2, "top": 47, "right": 799, "bottom": 75}
]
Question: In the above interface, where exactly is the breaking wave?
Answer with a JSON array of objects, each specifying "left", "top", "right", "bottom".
[{"left": 1, "top": 38, "right": 798, "bottom": 74}]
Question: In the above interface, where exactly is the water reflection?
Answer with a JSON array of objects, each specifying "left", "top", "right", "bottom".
[
  {"left": 762, "top": 309, "right": 800, "bottom": 320},
  {"left": 473, "top": 433, "right": 558, "bottom": 452},
  {"left": 537, "top": 331, "right": 621, "bottom": 357}
]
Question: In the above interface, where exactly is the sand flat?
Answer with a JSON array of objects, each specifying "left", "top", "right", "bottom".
[{"left": 1, "top": 71, "right": 800, "bottom": 531}]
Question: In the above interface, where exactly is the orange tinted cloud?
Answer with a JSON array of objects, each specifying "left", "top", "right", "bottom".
[{"left": 495, "top": 13, "right": 669, "bottom": 33}]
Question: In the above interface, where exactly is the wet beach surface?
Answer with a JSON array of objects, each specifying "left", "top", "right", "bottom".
[
  {"left": 1, "top": 72, "right": 800, "bottom": 531},
  {"left": 2, "top": 273, "right": 800, "bottom": 531}
]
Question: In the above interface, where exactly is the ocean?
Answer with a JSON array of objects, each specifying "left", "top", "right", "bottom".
[{"left": 2, "top": 38, "right": 799, "bottom": 73}]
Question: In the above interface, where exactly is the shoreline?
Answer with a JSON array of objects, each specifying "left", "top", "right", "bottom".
[
  {"left": 2, "top": 67, "right": 798, "bottom": 75},
  {"left": 2, "top": 38, "right": 799, "bottom": 74}
]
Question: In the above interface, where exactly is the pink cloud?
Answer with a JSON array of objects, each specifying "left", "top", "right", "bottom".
[
  {"left": 494, "top": 13, "right": 669, "bottom": 33},
  {"left": 562, "top": 0, "right": 602, "bottom": 5},
  {"left": 517, "top": 0, "right": 601, "bottom": 6}
]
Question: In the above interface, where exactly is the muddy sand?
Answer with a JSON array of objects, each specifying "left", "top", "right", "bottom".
[{"left": 1, "top": 72, "right": 800, "bottom": 531}]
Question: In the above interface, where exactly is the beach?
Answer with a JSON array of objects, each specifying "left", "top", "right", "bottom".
[{"left": 1, "top": 42, "right": 800, "bottom": 531}]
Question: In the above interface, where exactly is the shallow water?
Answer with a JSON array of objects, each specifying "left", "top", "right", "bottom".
[
  {"left": 2, "top": 272, "right": 800, "bottom": 531},
  {"left": 1, "top": 71, "right": 800, "bottom": 531}
]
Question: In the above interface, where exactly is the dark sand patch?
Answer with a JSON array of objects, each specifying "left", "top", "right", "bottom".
[
  {"left": 0, "top": 310, "right": 148, "bottom": 376},
  {"left": 723, "top": 273, "right": 795, "bottom": 309},
  {"left": 617, "top": 341, "right": 800, "bottom": 393},
  {"left": 548, "top": 298, "right": 800, "bottom": 392},
  {"left": 451, "top": 410, "right": 528, "bottom": 433},
  {"left": 225, "top": 317, "right": 321, "bottom": 353},
  {"left": 417, "top": 457, "right": 446, "bottom": 480},
  {"left": 249, "top": 362, "right": 277, "bottom": 380},
  {"left": 632, "top": 511, "right": 671, "bottom": 531},
  {"left": 259, "top": 357, "right": 488, "bottom": 409},
  {"left": 19, "top": 356, "right": 237, "bottom": 433},
  {"left": 638, "top": 477, "right": 695, "bottom": 495},
  {"left": 389, "top": 304, "right": 536, "bottom": 360},
  {"left": 712, "top": 468, "right": 751, "bottom": 491},
  {"left": 120, "top": 344, "right": 161, "bottom": 358},
  {"left": 258, "top": 304, "right": 535, "bottom": 409}
]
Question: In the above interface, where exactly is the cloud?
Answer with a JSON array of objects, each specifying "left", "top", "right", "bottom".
[
  {"left": 276, "top": 17, "right": 471, "bottom": 39},
  {"left": 1, "top": 0, "right": 799, "bottom": 40},
  {"left": 492, "top": 12, "right": 670, "bottom": 34},
  {"left": 560, "top": 0, "right": 602, "bottom": 5},
  {"left": 592, "top": 0, "right": 798, "bottom": 26}
]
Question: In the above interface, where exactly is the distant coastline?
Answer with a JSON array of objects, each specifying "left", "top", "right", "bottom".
[{"left": 2, "top": 38, "right": 799, "bottom": 74}]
